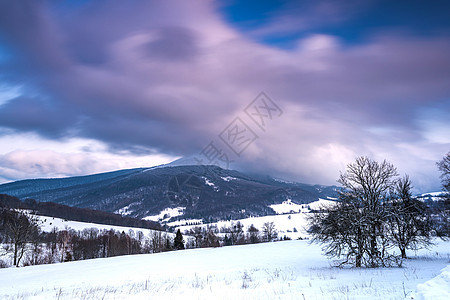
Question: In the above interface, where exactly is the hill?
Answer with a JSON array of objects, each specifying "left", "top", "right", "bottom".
[{"left": 0, "top": 165, "right": 340, "bottom": 222}]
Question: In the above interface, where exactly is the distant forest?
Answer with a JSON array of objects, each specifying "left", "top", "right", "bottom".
[{"left": 0, "top": 194, "right": 162, "bottom": 231}]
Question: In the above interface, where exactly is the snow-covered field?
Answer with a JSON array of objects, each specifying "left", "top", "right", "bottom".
[
  {"left": 38, "top": 215, "right": 165, "bottom": 236},
  {"left": 178, "top": 213, "right": 310, "bottom": 240},
  {"left": 0, "top": 240, "right": 448, "bottom": 299},
  {"left": 269, "top": 198, "right": 336, "bottom": 214},
  {"left": 142, "top": 207, "right": 186, "bottom": 223},
  {"left": 175, "top": 199, "right": 337, "bottom": 239}
]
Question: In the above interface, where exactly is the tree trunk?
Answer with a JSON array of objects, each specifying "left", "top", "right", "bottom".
[
  {"left": 13, "top": 243, "right": 18, "bottom": 266},
  {"left": 401, "top": 247, "right": 407, "bottom": 259},
  {"left": 356, "top": 254, "right": 362, "bottom": 267}
]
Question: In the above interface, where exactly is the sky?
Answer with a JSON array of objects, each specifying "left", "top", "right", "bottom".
[{"left": 0, "top": 0, "right": 449, "bottom": 193}]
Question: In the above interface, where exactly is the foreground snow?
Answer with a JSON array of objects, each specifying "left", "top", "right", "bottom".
[
  {"left": 0, "top": 240, "right": 449, "bottom": 299},
  {"left": 415, "top": 264, "right": 450, "bottom": 300}
]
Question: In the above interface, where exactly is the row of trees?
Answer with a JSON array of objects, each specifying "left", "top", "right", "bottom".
[
  {"left": 0, "top": 195, "right": 162, "bottom": 231},
  {"left": 308, "top": 153, "right": 450, "bottom": 268},
  {"left": 184, "top": 221, "right": 281, "bottom": 248},
  {"left": 1, "top": 209, "right": 285, "bottom": 268},
  {"left": 0, "top": 209, "right": 183, "bottom": 267}
]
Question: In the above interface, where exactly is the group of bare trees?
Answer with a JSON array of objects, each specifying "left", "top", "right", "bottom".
[
  {"left": 184, "top": 221, "right": 280, "bottom": 248},
  {"left": 1, "top": 208, "right": 285, "bottom": 268},
  {"left": 0, "top": 210, "right": 182, "bottom": 267},
  {"left": 436, "top": 151, "right": 450, "bottom": 235},
  {"left": 309, "top": 154, "right": 449, "bottom": 268},
  {"left": 0, "top": 209, "right": 41, "bottom": 267}
]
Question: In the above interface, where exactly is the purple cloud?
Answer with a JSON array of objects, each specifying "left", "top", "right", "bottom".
[{"left": 0, "top": 0, "right": 448, "bottom": 192}]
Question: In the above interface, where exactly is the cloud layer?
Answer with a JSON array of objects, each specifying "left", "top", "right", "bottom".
[{"left": 0, "top": 0, "right": 449, "bottom": 192}]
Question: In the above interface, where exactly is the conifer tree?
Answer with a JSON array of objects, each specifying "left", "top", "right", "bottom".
[{"left": 174, "top": 229, "right": 185, "bottom": 250}]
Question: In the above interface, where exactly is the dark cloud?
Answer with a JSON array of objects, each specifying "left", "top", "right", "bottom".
[
  {"left": 0, "top": 0, "right": 68, "bottom": 72},
  {"left": 0, "top": 96, "right": 77, "bottom": 137},
  {"left": 144, "top": 27, "right": 199, "bottom": 61}
]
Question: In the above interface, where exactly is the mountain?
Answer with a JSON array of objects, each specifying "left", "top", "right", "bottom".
[
  {"left": 0, "top": 165, "right": 340, "bottom": 222},
  {"left": 415, "top": 191, "right": 448, "bottom": 202}
]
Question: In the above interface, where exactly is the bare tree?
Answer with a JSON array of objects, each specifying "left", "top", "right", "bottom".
[
  {"left": 150, "top": 231, "right": 164, "bottom": 253},
  {"left": 57, "top": 229, "right": 72, "bottom": 262},
  {"left": 436, "top": 151, "right": 450, "bottom": 236},
  {"left": 201, "top": 227, "right": 219, "bottom": 248},
  {"left": 437, "top": 151, "right": 450, "bottom": 192},
  {"left": 262, "top": 222, "right": 277, "bottom": 242},
  {"left": 309, "top": 157, "right": 400, "bottom": 267},
  {"left": 3, "top": 210, "right": 41, "bottom": 267},
  {"left": 247, "top": 224, "right": 260, "bottom": 244},
  {"left": 27, "top": 224, "right": 43, "bottom": 266},
  {"left": 229, "top": 222, "right": 245, "bottom": 245},
  {"left": 188, "top": 226, "right": 203, "bottom": 248},
  {"left": 386, "top": 176, "right": 433, "bottom": 258}
]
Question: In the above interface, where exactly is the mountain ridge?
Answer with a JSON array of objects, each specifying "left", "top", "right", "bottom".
[{"left": 0, "top": 164, "right": 340, "bottom": 222}]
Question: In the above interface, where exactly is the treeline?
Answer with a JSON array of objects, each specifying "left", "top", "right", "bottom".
[
  {"left": 0, "top": 194, "right": 162, "bottom": 230},
  {"left": 183, "top": 221, "right": 290, "bottom": 248},
  {"left": 0, "top": 207, "right": 178, "bottom": 268},
  {"left": 0, "top": 204, "right": 290, "bottom": 268}
]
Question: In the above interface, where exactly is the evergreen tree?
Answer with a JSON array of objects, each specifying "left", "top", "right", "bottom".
[
  {"left": 174, "top": 229, "right": 185, "bottom": 250},
  {"left": 224, "top": 234, "right": 232, "bottom": 246}
]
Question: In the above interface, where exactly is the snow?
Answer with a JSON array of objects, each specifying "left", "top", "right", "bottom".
[
  {"left": 166, "top": 219, "right": 203, "bottom": 227},
  {"left": 203, "top": 177, "right": 214, "bottom": 186},
  {"left": 272, "top": 178, "right": 295, "bottom": 184},
  {"left": 270, "top": 198, "right": 337, "bottom": 215},
  {"left": 419, "top": 191, "right": 447, "bottom": 197},
  {"left": 203, "top": 177, "right": 219, "bottom": 191},
  {"left": 142, "top": 207, "right": 185, "bottom": 222},
  {"left": 269, "top": 199, "right": 306, "bottom": 214},
  {"left": 308, "top": 198, "right": 337, "bottom": 210},
  {"left": 415, "top": 265, "right": 450, "bottom": 300},
  {"left": 114, "top": 204, "right": 134, "bottom": 216},
  {"left": 416, "top": 191, "right": 449, "bottom": 202},
  {"left": 177, "top": 212, "right": 310, "bottom": 240},
  {"left": 172, "top": 199, "right": 340, "bottom": 239},
  {"left": 0, "top": 240, "right": 449, "bottom": 299},
  {"left": 38, "top": 215, "right": 161, "bottom": 236},
  {"left": 221, "top": 176, "right": 237, "bottom": 182}
]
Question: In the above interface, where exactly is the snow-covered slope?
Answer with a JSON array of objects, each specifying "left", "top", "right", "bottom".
[
  {"left": 174, "top": 198, "right": 337, "bottom": 239},
  {"left": 0, "top": 240, "right": 448, "bottom": 299},
  {"left": 415, "top": 265, "right": 450, "bottom": 299},
  {"left": 142, "top": 207, "right": 186, "bottom": 223},
  {"left": 175, "top": 213, "right": 310, "bottom": 239},
  {"left": 269, "top": 199, "right": 306, "bottom": 214},
  {"left": 37, "top": 215, "right": 165, "bottom": 236},
  {"left": 269, "top": 198, "right": 336, "bottom": 214},
  {"left": 416, "top": 191, "right": 448, "bottom": 202}
]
